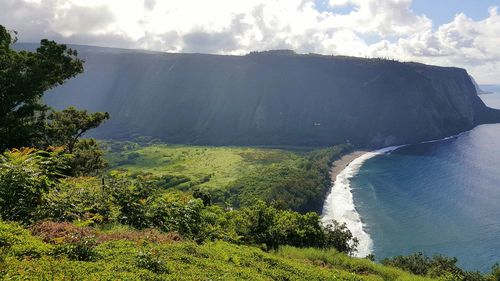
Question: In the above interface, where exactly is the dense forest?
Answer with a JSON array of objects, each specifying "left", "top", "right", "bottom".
[{"left": 1, "top": 25, "right": 500, "bottom": 280}]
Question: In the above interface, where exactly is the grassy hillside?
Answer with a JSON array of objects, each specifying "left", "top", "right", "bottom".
[
  {"left": 103, "top": 139, "right": 350, "bottom": 213},
  {"left": 0, "top": 220, "right": 433, "bottom": 281},
  {"left": 1, "top": 145, "right": 498, "bottom": 280},
  {"left": 105, "top": 141, "right": 302, "bottom": 189}
]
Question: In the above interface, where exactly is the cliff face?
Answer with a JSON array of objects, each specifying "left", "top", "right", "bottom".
[{"left": 27, "top": 45, "right": 499, "bottom": 147}]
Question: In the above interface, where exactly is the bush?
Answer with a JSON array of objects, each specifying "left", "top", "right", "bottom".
[
  {"left": 0, "top": 220, "right": 52, "bottom": 259},
  {"left": 53, "top": 237, "right": 100, "bottom": 261},
  {"left": 30, "top": 221, "right": 94, "bottom": 244},
  {"left": 234, "top": 201, "right": 358, "bottom": 253},
  {"left": 37, "top": 177, "right": 118, "bottom": 225},
  {"left": 68, "top": 139, "right": 108, "bottom": 176},
  {"left": 0, "top": 148, "right": 69, "bottom": 224},
  {"left": 136, "top": 250, "right": 170, "bottom": 274},
  {"left": 107, "top": 171, "right": 154, "bottom": 229},
  {"left": 146, "top": 193, "right": 204, "bottom": 239},
  {"left": 382, "top": 252, "right": 490, "bottom": 281}
]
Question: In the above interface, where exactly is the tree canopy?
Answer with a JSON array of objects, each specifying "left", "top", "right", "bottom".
[
  {"left": 0, "top": 25, "right": 84, "bottom": 150},
  {"left": 44, "top": 107, "right": 110, "bottom": 153}
]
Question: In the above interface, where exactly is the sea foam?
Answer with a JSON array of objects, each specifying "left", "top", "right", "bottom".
[{"left": 321, "top": 145, "right": 405, "bottom": 257}]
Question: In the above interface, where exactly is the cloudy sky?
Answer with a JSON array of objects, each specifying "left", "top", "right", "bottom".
[{"left": 2, "top": 0, "right": 499, "bottom": 84}]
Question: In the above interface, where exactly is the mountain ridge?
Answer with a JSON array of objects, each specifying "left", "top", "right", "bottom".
[{"left": 15, "top": 43, "right": 500, "bottom": 147}]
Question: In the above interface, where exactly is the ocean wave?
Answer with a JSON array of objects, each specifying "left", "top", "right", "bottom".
[
  {"left": 321, "top": 132, "right": 469, "bottom": 257},
  {"left": 321, "top": 145, "right": 405, "bottom": 257}
]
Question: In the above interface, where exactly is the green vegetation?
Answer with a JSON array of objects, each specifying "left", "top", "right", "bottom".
[
  {"left": 104, "top": 139, "right": 348, "bottom": 213},
  {"left": 381, "top": 253, "right": 500, "bottom": 281},
  {"left": 0, "top": 26, "right": 83, "bottom": 151},
  {"left": 0, "top": 25, "right": 109, "bottom": 177},
  {"left": 0, "top": 220, "right": 434, "bottom": 281},
  {"left": 1, "top": 25, "right": 499, "bottom": 280}
]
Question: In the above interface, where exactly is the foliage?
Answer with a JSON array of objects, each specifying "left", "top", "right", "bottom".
[
  {"left": 490, "top": 263, "right": 500, "bottom": 281},
  {"left": 146, "top": 193, "right": 204, "bottom": 239},
  {"left": 0, "top": 221, "right": 437, "bottom": 281},
  {"left": 235, "top": 201, "right": 358, "bottom": 253},
  {"left": 381, "top": 252, "right": 490, "bottom": 281},
  {"left": 105, "top": 140, "right": 350, "bottom": 212},
  {"left": 67, "top": 139, "right": 108, "bottom": 176},
  {"left": 0, "top": 220, "right": 52, "bottom": 259},
  {"left": 44, "top": 107, "right": 109, "bottom": 153},
  {"left": 106, "top": 171, "right": 157, "bottom": 228},
  {"left": 53, "top": 237, "right": 100, "bottom": 261},
  {"left": 30, "top": 221, "right": 94, "bottom": 244},
  {"left": 275, "top": 246, "right": 434, "bottom": 281},
  {"left": 0, "top": 25, "right": 83, "bottom": 151},
  {"left": 136, "top": 249, "right": 170, "bottom": 274},
  {"left": 36, "top": 177, "right": 117, "bottom": 225},
  {"left": 0, "top": 147, "right": 69, "bottom": 223}
]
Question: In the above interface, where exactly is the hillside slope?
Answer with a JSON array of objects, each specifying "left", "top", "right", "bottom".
[
  {"left": 0, "top": 220, "right": 434, "bottom": 281},
  {"left": 17, "top": 44, "right": 500, "bottom": 147}
]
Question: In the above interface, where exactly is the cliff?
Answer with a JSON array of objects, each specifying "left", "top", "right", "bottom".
[{"left": 18, "top": 44, "right": 499, "bottom": 147}]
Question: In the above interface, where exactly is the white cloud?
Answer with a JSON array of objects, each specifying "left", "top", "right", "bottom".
[{"left": 1, "top": 0, "right": 499, "bottom": 83}]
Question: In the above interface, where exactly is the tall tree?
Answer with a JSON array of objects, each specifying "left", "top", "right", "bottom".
[
  {"left": 0, "top": 25, "right": 84, "bottom": 151},
  {"left": 44, "top": 106, "right": 109, "bottom": 153}
]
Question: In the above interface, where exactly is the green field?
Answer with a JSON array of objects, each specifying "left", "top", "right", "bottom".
[
  {"left": 103, "top": 140, "right": 349, "bottom": 212},
  {"left": 105, "top": 142, "right": 301, "bottom": 189}
]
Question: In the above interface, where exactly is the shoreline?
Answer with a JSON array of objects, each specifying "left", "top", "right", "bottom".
[
  {"left": 321, "top": 146, "right": 404, "bottom": 257},
  {"left": 329, "top": 150, "right": 368, "bottom": 183},
  {"left": 321, "top": 133, "right": 467, "bottom": 258}
]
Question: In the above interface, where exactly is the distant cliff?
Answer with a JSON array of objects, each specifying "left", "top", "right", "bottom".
[
  {"left": 470, "top": 75, "right": 492, "bottom": 95},
  {"left": 17, "top": 44, "right": 500, "bottom": 147}
]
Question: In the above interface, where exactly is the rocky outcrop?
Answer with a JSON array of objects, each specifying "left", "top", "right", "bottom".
[{"left": 21, "top": 44, "right": 499, "bottom": 147}]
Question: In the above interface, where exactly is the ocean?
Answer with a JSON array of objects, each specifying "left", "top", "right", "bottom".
[{"left": 325, "top": 90, "right": 500, "bottom": 272}]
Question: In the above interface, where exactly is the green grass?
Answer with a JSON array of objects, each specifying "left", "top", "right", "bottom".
[
  {"left": 105, "top": 142, "right": 302, "bottom": 190},
  {"left": 102, "top": 140, "right": 349, "bottom": 212},
  {"left": 0, "top": 220, "right": 434, "bottom": 281},
  {"left": 274, "top": 246, "right": 435, "bottom": 281}
]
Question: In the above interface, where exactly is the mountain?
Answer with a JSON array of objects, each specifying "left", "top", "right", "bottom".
[
  {"left": 16, "top": 43, "right": 500, "bottom": 147},
  {"left": 469, "top": 75, "right": 492, "bottom": 95}
]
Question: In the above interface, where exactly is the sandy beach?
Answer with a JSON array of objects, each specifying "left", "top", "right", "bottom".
[{"left": 330, "top": 150, "right": 367, "bottom": 181}]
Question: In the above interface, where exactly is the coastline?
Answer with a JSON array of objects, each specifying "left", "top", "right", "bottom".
[
  {"left": 328, "top": 151, "right": 368, "bottom": 183},
  {"left": 321, "top": 133, "right": 468, "bottom": 258},
  {"left": 321, "top": 146, "right": 404, "bottom": 258}
]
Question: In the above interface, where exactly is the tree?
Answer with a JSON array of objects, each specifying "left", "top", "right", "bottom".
[
  {"left": 44, "top": 107, "right": 109, "bottom": 153},
  {"left": 0, "top": 25, "right": 84, "bottom": 151},
  {"left": 68, "top": 139, "right": 108, "bottom": 176}
]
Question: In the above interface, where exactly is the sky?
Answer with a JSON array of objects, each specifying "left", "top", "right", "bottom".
[{"left": 1, "top": 0, "right": 499, "bottom": 84}]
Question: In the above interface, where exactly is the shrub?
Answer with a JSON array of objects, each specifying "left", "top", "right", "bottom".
[
  {"left": 107, "top": 171, "right": 154, "bottom": 229},
  {"left": 235, "top": 201, "right": 358, "bottom": 253},
  {"left": 0, "top": 148, "right": 69, "bottom": 223},
  {"left": 68, "top": 139, "right": 108, "bottom": 176},
  {"left": 136, "top": 250, "right": 170, "bottom": 274},
  {"left": 53, "top": 237, "right": 100, "bottom": 261},
  {"left": 30, "top": 221, "right": 94, "bottom": 244},
  {"left": 37, "top": 177, "right": 118, "bottom": 224},
  {"left": 381, "top": 252, "right": 490, "bottom": 281},
  {"left": 146, "top": 193, "right": 204, "bottom": 239},
  {"left": 0, "top": 220, "right": 52, "bottom": 259},
  {"left": 96, "top": 228, "right": 181, "bottom": 244}
]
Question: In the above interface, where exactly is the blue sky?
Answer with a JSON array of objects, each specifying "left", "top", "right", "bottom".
[
  {"left": 316, "top": 0, "right": 499, "bottom": 27},
  {"left": 411, "top": 0, "right": 500, "bottom": 26}
]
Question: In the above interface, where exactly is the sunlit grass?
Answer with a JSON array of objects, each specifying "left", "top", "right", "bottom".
[{"left": 105, "top": 142, "right": 302, "bottom": 189}]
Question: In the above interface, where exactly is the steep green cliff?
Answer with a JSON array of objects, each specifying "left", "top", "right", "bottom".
[{"left": 23, "top": 45, "right": 499, "bottom": 147}]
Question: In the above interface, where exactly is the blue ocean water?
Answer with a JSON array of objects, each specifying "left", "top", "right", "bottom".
[{"left": 352, "top": 91, "right": 500, "bottom": 272}]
